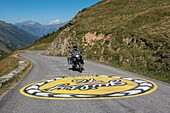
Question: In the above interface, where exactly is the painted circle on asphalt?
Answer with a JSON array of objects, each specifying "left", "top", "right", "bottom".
[{"left": 20, "top": 75, "right": 158, "bottom": 100}]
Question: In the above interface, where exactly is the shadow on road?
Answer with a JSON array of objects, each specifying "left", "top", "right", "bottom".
[{"left": 69, "top": 68, "right": 84, "bottom": 73}]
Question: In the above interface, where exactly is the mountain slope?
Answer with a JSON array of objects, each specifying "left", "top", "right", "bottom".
[
  {"left": 0, "top": 20, "right": 37, "bottom": 56},
  {"left": 34, "top": 0, "right": 169, "bottom": 82},
  {"left": 15, "top": 20, "right": 66, "bottom": 37},
  {"left": 0, "top": 41, "right": 10, "bottom": 57}
]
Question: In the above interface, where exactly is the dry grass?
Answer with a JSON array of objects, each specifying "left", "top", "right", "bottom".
[
  {"left": 0, "top": 55, "right": 20, "bottom": 77},
  {"left": 0, "top": 61, "right": 31, "bottom": 96},
  {"left": 29, "top": 43, "right": 50, "bottom": 50}
]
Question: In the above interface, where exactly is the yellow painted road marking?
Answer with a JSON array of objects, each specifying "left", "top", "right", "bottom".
[{"left": 20, "top": 75, "right": 158, "bottom": 100}]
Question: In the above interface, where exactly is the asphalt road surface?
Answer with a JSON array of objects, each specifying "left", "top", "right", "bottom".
[{"left": 0, "top": 51, "right": 170, "bottom": 113}]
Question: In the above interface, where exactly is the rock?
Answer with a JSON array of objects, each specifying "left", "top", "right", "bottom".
[{"left": 19, "top": 61, "right": 25, "bottom": 65}]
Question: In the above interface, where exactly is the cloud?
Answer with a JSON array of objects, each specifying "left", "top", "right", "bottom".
[{"left": 49, "top": 19, "right": 60, "bottom": 25}]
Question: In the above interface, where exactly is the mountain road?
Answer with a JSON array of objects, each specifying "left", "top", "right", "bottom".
[{"left": 0, "top": 51, "right": 169, "bottom": 113}]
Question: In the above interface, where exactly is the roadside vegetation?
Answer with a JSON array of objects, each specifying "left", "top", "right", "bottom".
[
  {"left": 0, "top": 61, "right": 31, "bottom": 96},
  {"left": 0, "top": 51, "right": 32, "bottom": 96},
  {"left": 0, "top": 52, "right": 20, "bottom": 77}
]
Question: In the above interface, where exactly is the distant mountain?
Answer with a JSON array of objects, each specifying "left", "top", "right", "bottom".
[
  {"left": 0, "top": 20, "right": 37, "bottom": 56},
  {"left": 15, "top": 20, "right": 66, "bottom": 37}
]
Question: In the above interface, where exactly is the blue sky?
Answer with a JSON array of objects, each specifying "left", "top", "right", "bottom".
[{"left": 0, "top": 0, "right": 100, "bottom": 25}]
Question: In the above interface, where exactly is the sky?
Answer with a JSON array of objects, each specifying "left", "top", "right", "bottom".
[{"left": 0, "top": 0, "right": 100, "bottom": 25}]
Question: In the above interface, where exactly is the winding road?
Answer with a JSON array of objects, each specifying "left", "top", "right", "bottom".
[{"left": 0, "top": 51, "right": 170, "bottom": 113}]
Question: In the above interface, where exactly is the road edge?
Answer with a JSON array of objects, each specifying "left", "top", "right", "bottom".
[{"left": 0, "top": 52, "right": 33, "bottom": 100}]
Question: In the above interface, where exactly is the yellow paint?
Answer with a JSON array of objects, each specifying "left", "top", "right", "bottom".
[
  {"left": 20, "top": 75, "right": 158, "bottom": 100},
  {"left": 39, "top": 77, "right": 137, "bottom": 94}
]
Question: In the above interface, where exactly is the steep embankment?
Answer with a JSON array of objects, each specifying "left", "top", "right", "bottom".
[{"left": 44, "top": 0, "right": 170, "bottom": 82}]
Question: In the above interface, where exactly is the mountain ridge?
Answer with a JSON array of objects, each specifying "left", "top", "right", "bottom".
[{"left": 15, "top": 20, "right": 66, "bottom": 37}]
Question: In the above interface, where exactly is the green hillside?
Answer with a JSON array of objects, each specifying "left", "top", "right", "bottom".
[{"left": 31, "top": 0, "right": 170, "bottom": 83}]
